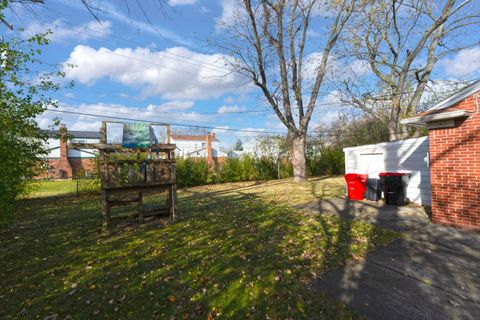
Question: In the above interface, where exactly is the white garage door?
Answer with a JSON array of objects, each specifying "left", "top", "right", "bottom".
[{"left": 358, "top": 153, "right": 384, "bottom": 177}]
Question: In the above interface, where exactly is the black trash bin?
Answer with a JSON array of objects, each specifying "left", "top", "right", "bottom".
[
  {"left": 379, "top": 172, "right": 410, "bottom": 205},
  {"left": 365, "top": 178, "right": 382, "bottom": 201}
]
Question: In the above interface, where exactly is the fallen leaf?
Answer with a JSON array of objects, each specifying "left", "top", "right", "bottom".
[{"left": 449, "top": 300, "right": 460, "bottom": 307}]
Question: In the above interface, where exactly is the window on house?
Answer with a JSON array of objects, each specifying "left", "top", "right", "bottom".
[{"left": 202, "top": 142, "right": 206, "bottom": 147}]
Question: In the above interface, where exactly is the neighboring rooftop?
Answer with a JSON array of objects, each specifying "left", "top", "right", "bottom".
[
  {"left": 42, "top": 130, "right": 101, "bottom": 139},
  {"left": 171, "top": 134, "right": 220, "bottom": 142}
]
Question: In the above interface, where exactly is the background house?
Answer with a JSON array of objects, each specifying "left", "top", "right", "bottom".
[
  {"left": 233, "top": 137, "right": 285, "bottom": 159},
  {"left": 39, "top": 126, "right": 99, "bottom": 179},
  {"left": 171, "top": 132, "right": 227, "bottom": 164}
]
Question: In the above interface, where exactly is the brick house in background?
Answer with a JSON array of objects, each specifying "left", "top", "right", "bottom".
[
  {"left": 170, "top": 132, "right": 228, "bottom": 166},
  {"left": 402, "top": 80, "right": 480, "bottom": 231},
  {"left": 39, "top": 125, "right": 100, "bottom": 179}
]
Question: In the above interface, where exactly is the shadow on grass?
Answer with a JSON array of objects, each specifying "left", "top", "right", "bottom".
[
  {"left": 0, "top": 180, "right": 397, "bottom": 319},
  {"left": 301, "top": 180, "right": 480, "bottom": 320}
]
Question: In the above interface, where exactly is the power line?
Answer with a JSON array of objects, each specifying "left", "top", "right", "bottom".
[
  {"left": 44, "top": 107, "right": 287, "bottom": 135},
  {"left": 53, "top": 103, "right": 257, "bottom": 128},
  {"left": 53, "top": 93, "right": 347, "bottom": 115}
]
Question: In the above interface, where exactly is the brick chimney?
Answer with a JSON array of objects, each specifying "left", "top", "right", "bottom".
[
  {"left": 206, "top": 132, "right": 214, "bottom": 166},
  {"left": 56, "top": 124, "right": 73, "bottom": 179}
]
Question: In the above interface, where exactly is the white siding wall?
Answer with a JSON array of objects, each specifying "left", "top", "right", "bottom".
[
  {"left": 344, "top": 137, "right": 431, "bottom": 206},
  {"left": 68, "top": 138, "right": 99, "bottom": 158},
  {"left": 43, "top": 139, "right": 61, "bottom": 158},
  {"left": 41, "top": 138, "right": 99, "bottom": 158},
  {"left": 170, "top": 139, "right": 224, "bottom": 158},
  {"left": 171, "top": 140, "right": 207, "bottom": 157}
]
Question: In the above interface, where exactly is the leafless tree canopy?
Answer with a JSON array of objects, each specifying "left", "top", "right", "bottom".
[
  {"left": 0, "top": 0, "right": 167, "bottom": 29},
  {"left": 338, "top": 0, "right": 480, "bottom": 140},
  {"left": 221, "top": 0, "right": 356, "bottom": 136},
  {"left": 219, "top": 0, "right": 357, "bottom": 181}
]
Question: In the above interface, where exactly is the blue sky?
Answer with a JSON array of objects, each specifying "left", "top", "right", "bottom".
[{"left": 4, "top": 0, "right": 480, "bottom": 147}]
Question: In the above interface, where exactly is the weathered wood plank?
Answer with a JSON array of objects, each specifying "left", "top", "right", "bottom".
[
  {"left": 69, "top": 143, "right": 176, "bottom": 151},
  {"left": 138, "top": 192, "right": 144, "bottom": 223},
  {"left": 103, "top": 182, "right": 175, "bottom": 192},
  {"left": 101, "top": 159, "right": 175, "bottom": 164}
]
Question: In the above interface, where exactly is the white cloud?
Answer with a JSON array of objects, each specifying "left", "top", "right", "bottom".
[
  {"left": 304, "top": 52, "right": 371, "bottom": 83},
  {"left": 306, "top": 29, "right": 321, "bottom": 38},
  {"left": 199, "top": 6, "right": 210, "bottom": 14},
  {"left": 147, "top": 101, "right": 194, "bottom": 112},
  {"left": 63, "top": 45, "right": 248, "bottom": 100},
  {"left": 215, "top": 0, "right": 240, "bottom": 31},
  {"left": 213, "top": 126, "right": 231, "bottom": 134},
  {"left": 22, "top": 20, "right": 112, "bottom": 42},
  {"left": 440, "top": 47, "right": 480, "bottom": 78},
  {"left": 217, "top": 105, "right": 245, "bottom": 113},
  {"left": 168, "top": 0, "right": 197, "bottom": 6},
  {"left": 223, "top": 96, "right": 235, "bottom": 104},
  {"left": 235, "top": 127, "right": 267, "bottom": 137}
]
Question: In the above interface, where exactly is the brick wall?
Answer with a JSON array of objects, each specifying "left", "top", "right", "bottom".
[
  {"left": 36, "top": 158, "right": 96, "bottom": 179},
  {"left": 428, "top": 93, "right": 480, "bottom": 231},
  {"left": 69, "top": 158, "right": 97, "bottom": 177}
]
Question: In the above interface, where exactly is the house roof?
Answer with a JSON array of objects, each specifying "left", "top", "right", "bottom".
[
  {"left": 171, "top": 134, "right": 220, "bottom": 142},
  {"left": 42, "top": 130, "right": 101, "bottom": 139},
  {"left": 401, "top": 80, "right": 480, "bottom": 126}
]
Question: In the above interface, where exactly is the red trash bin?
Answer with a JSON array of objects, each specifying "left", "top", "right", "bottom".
[{"left": 345, "top": 173, "right": 368, "bottom": 200}]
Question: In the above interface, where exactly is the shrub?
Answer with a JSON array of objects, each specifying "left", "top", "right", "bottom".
[
  {"left": 307, "top": 146, "right": 345, "bottom": 176},
  {"left": 176, "top": 158, "right": 211, "bottom": 188}
]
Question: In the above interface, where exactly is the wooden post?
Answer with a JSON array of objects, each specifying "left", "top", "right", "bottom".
[
  {"left": 167, "top": 125, "right": 171, "bottom": 144},
  {"left": 169, "top": 149, "right": 178, "bottom": 221},
  {"left": 169, "top": 185, "right": 178, "bottom": 221},
  {"left": 101, "top": 189, "right": 110, "bottom": 234},
  {"left": 101, "top": 121, "right": 107, "bottom": 144},
  {"left": 100, "top": 122, "right": 110, "bottom": 233},
  {"left": 138, "top": 192, "right": 144, "bottom": 223}
]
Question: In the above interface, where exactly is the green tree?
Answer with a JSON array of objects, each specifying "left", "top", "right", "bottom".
[
  {"left": 0, "top": 3, "right": 65, "bottom": 224},
  {"left": 233, "top": 139, "right": 243, "bottom": 151}
]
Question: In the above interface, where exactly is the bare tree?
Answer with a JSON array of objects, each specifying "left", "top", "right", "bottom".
[
  {"left": 1, "top": 0, "right": 167, "bottom": 29},
  {"left": 220, "top": 0, "right": 356, "bottom": 181},
  {"left": 339, "top": 0, "right": 480, "bottom": 141}
]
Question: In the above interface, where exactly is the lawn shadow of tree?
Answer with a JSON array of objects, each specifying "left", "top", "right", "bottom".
[{"left": 1, "top": 180, "right": 393, "bottom": 319}]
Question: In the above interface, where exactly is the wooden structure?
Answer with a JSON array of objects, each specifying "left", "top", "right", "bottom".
[{"left": 70, "top": 121, "right": 178, "bottom": 232}]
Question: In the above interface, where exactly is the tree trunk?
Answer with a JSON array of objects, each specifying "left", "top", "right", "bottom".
[
  {"left": 291, "top": 133, "right": 306, "bottom": 182},
  {"left": 387, "top": 118, "right": 402, "bottom": 141}
]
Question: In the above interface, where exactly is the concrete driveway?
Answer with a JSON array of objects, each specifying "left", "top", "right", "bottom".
[{"left": 298, "top": 199, "right": 480, "bottom": 320}]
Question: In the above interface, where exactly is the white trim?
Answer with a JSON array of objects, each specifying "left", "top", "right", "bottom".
[
  {"left": 343, "top": 136, "right": 427, "bottom": 152},
  {"left": 401, "top": 110, "right": 471, "bottom": 127}
]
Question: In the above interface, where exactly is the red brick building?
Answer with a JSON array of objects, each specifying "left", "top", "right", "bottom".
[
  {"left": 402, "top": 80, "right": 480, "bottom": 231},
  {"left": 39, "top": 126, "right": 100, "bottom": 179}
]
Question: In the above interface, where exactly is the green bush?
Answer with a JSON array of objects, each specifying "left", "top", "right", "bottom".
[
  {"left": 218, "top": 157, "right": 243, "bottom": 182},
  {"left": 176, "top": 158, "right": 211, "bottom": 188},
  {"left": 307, "top": 146, "right": 345, "bottom": 176},
  {"left": 175, "top": 156, "right": 294, "bottom": 188},
  {"left": 77, "top": 178, "right": 101, "bottom": 194}
]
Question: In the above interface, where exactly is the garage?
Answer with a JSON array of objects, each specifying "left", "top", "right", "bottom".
[{"left": 344, "top": 136, "right": 431, "bottom": 206}]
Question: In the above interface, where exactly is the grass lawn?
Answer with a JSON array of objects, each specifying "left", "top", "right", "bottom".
[{"left": 1, "top": 177, "right": 399, "bottom": 319}]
